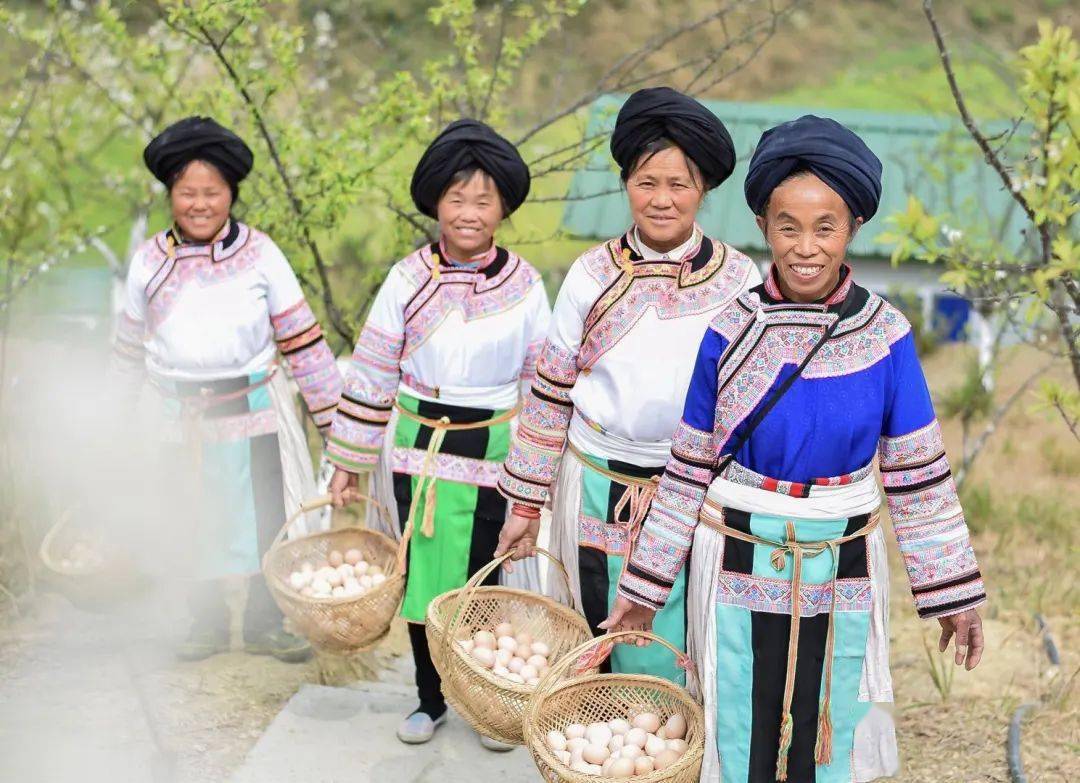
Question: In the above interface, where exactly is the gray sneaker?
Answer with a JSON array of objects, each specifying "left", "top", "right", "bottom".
[
  {"left": 397, "top": 711, "right": 447, "bottom": 744},
  {"left": 478, "top": 733, "right": 515, "bottom": 752}
]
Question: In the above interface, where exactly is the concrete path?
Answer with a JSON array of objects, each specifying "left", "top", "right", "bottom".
[{"left": 230, "top": 682, "right": 540, "bottom": 783}]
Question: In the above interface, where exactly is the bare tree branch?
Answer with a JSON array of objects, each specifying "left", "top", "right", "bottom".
[
  {"left": 527, "top": 187, "right": 623, "bottom": 204},
  {"left": 479, "top": 0, "right": 509, "bottom": 121},
  {"left": 514, "top": 0, "right": 783, "bottom": 146},
  {"left": 955, "top": 358, "right": 1056, "bottom": 489},
  {"left": 161, "top": 12, "right": 355, "bottom": 347},
  {"left": 923, "top": 1, "right": 1037, "bottom": 226}
]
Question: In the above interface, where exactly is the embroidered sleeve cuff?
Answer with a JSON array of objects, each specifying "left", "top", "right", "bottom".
[
  {"left": 616, "top": 570, "right": 671, "bottom": 612},
  {"left": 912, "top": 569, "right": 986, "bottom": 619},
  {"left": 326, "top": 438, "right": 379, "bottom": 472},
  {"left": 496, "top": 466, "right": 549, "bottom": 509}
]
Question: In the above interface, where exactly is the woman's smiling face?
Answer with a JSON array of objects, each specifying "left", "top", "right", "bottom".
[
  {"left": 756, "top": 172, "right": 861, "bottom": 302},
  {"left": 170, "top": 160, "right": 232, "bottom": 242}
]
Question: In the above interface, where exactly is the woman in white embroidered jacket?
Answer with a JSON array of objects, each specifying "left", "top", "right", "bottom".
[
  {"left": 604, "top": 115, "right": 986, "bottom": 783},
  {"left": 326, "top": 119, "right": 550, "bottom": 748},
  {"left": 113, "top": 117, "right": 343, "bottom": 663},
  {"left": 496, "top": 87, "right": 761, "bottom": 686}
]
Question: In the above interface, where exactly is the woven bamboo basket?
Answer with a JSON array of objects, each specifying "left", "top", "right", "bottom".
[
  {"left": 426, "top": 548, "right": 594, "bottom": 745},
  {"left": 523, "top": 630, "right": 706, "bottom": 783},
  {"left": 262, "top": 493, "right": 406, "bottom": 653},
  {"left": 37, "top": 509, "right": 144, "bottom": 613}
]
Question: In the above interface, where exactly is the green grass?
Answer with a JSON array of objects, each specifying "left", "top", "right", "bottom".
[{"left": 769, "top": 44, "right": 1020, "bottom": 117}]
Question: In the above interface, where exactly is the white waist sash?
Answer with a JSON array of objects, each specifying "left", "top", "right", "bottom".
[
  {"left": 567, "top": 409, "right": 670, "bottom": 466},
  {"left": 705, "top": 465, "right": 882, "bottom": 520}
]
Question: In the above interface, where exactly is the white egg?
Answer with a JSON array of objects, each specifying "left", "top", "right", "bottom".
[
  {"left": 608, "top": 734, "right": 625, "bottom": 753},
  {"left": 300, "top": 561, "right": 314, "bottom": 574},
  {"left": 514, "top": 631, "right": 533, "bottom": 649},
  {"left": 344, "top": 577, "right": 360, "bottom": 591},
  {"left": 328, "top": 550, "right": 344, "bottom": 567},
  {"left": 619, "top": 744, "right": 643, "bottom": 761},
  {"left": 624, "top": 727, "right": 647, "bottom": 749},
  {"left": 506, "top": 672, "right": 525, "bottom": 684},
  {"left": 311, "top": 578, "right": 331, "bottom": 595},
  {"left": 585, "top": 722, "right": 612, "bottom": 747},
  {"left": 337, "top": 563, "right": 354, "bottom": 579},
  {"left": 325, "top": 569, "right": 343, "bottom": 588},
  {"left": 632, "top": 711, "right": 661, "bottom": 734},
  {"left": 526, "top": 654, "right": 548, "bottom": 670},
  {"left": 496, "top": 635, "right": 517, "bottom": 653},
  {"left": 607, "top": 718, "right": 630, "bottom": 735},
  {"left": 565, "top": 723, "right": 587, "bottom": 740},
  {"left": 546, "top": 730, "right": 567, "bottom": 752},
  {"left": 344, "top": 548, "right": 362, "bottom": 565},
  {"left": 531, "top": 641, "right": 550, "bottom": 657},
  {"left": 569, "top": 761, "right": 592, "bottom": 773},
  {"left": 473, "top": 631, "right": 496, "bottom": 648},
  {"left": 554, "top": 750, "right": 571, "bottom": 765},
  {"left": 566, "top": 736, "right": 589, "bottom": 754},
  {"left": 602, "top": 757, "right": 616, "bottom": 776},
  {"left": 492, "top": 665, "right": 510, "bottom": 677},
  {"left": 664, "top": 712, "right": 687, "bottom": 740},
  {"left": 653, "top": 749, "right": 681, "bottom": 770},
  {"left": 519, "top": 664, "right": 538, "bottom": 680},
  {"left": 371, "top": 573, "right": 386, "bottom": 586},
  {"left": 492, "top": 649, "right": 511, "bottom": 668},
  {"left": 507, "top": 656, "right": 525, "bottom": 673},
  {"left": 494, "top": 622, "right": 514, "bottom": 638},
  {"left": 609, "top": 758, "right": 636, "bottom": 778},
  {"left": 666, "top": 738, "right": 689, "bottom": 755},
  {"left": 359, "top": 574, "right": 373, "bottom": 588},
  {"left": 582, "top": 743, "right": 609, "bottom": 765},
  {"left": 634, "top": 756, "right": 655, "bottom": 775},
  {"left": 645, "top": 733, "right": 667, "bottom": 757},
  {"left": 472, "top": 646, "right": 495, "bottom": 668},
  {"left": 353, "top": 560, "right": 369, "bottom": 576},
  {"left": 331, "top": 585, "right": 345, "bottom": 597},
  {"left": 289, "top": 571, "right": 307, "bottom": 590}
]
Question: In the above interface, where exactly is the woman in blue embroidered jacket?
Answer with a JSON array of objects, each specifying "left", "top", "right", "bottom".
[{"left": 603, "top": 115, "right": 986, "bottom": 783}]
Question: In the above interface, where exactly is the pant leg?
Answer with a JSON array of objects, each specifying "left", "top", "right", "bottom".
[
  {"left": 188, "top": 579, "right": 230, "bottom": 634},
  {"left": 408, "top": 621, "right": 446, "bottom": 717},
  {"left": 244, "top": 433, "right": 287, "bottom": 638}
]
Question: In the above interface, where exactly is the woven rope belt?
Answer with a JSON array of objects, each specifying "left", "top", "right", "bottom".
[
  {"left": 154, "top": 365, "right": 279, "bottom": 474},
  {"left": 701, "top": 496, "right": 879, "bottom": 781},
  {"left": 394, "top": 400, "right": 521, "bottom": 540},
  {"left": 566, "top": 441, "right": 660, "bottom": 534}
]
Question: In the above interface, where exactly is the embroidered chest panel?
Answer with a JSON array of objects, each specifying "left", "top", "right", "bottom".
[
  {"left": 710, "top": 289, "right": 910, "bottom": 443},
  {"left": 143, "top": 223, "right": 262, "bottom": 330},
  {"left": 397, "top": 244, "right": 539, "bottom": 358},
  {"left": 577, "top": 238, "right": 754, "bottom": 368}
]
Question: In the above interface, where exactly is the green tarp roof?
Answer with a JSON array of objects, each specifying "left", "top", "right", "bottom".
[{"left": 560, "top": 95, "right": 1027, "bottom": 259}]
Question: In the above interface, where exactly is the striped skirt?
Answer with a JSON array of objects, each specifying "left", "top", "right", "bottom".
[{"left": 689, "top": 467, "right": 898, "bottom": 783}]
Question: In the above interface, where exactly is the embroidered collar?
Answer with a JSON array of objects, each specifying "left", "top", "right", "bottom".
[
  {"left": 436, "top": 236, "right": 499, "bottom": 270},
  {"left": 611, "top": 225, "right": 724, "bottom": 288},
  {"left": 761, "top": 263, "right": 853, "bottom": 309},
  {"left": 159, "top": 219, "right": 248, "bottom": 263},
  {"left": 628, "top": 224, "right": 702, "bottom": 262},
  {"left": 421, "top": 242, "right": 512, "bottom": 283}
]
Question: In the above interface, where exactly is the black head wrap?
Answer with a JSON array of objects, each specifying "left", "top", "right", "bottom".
[
  {"left": 410, "top": 119, "right": 531, "bottom": 219},
  {"left": 609, "top": 87, "right": 735, "bottom": 190},
  {"left": 744, "top": 115, "right": 883, "bottom": 220},
  {"left": 143, "top": 116, "right": 253, "bottom": 199}
]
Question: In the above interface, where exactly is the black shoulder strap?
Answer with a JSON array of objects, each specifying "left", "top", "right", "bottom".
[{"left": 718, "top": 286, "right": 858, "bottom": 471}]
